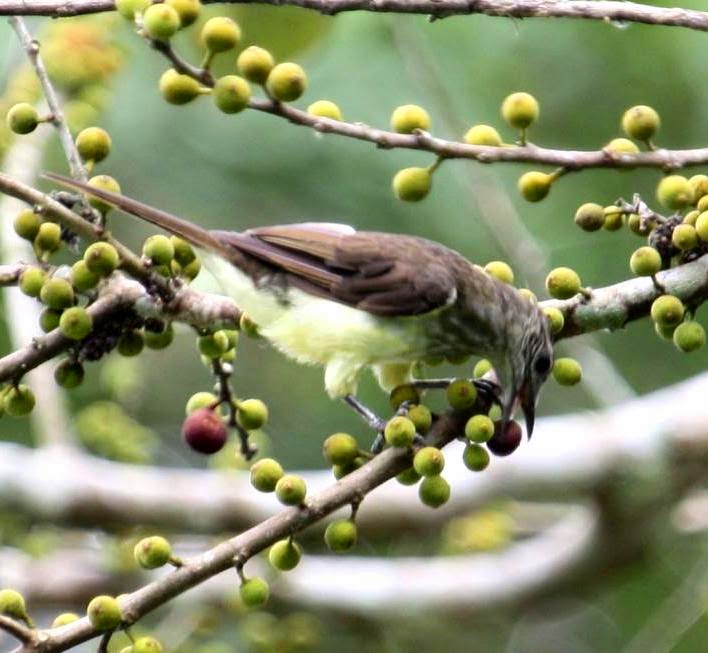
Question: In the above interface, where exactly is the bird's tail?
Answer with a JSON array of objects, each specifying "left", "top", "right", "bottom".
[{"left": 43, "top": 172, "right": 233, "bottom": 258}]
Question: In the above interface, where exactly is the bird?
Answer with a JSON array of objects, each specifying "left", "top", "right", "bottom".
[{"left": 45, "top": 172, "right": 554, "bottom": 441}]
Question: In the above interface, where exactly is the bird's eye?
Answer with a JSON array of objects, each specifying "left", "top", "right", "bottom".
[{"left": 534, "top": 354, "right": 551, "bottom": 375}]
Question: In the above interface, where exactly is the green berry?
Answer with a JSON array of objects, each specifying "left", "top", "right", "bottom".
[
  {"left": 240, "top": 577, "right": 270, "bottom": 608},
  {"left": 307, "top": 100, "right": 342, "bottom": 121},
  {"left": 40, "top": 277, "right": 74, "bottom": 309},
  {"left": 186, "top": 391, "right": 218, "bottom": 414},
  {"left": 465, "top": 414, "right": 494, "bottom": 443},
  {"left": 84, "top": 242, "right": 119, "bottom": 276},
  {"left": 390, "top": 104, "right": 431, "bottom": 133},
  {"left": 265, "top": 62, "right": 307, "bottom": 102},
  {"left": 689, "top": 174, "right": 708, "bottom": 200},
  {"left": 392, "top": 167, "right": 432, "bottom": 202},
  {"left": 71, "top": 260, "right": 100, "bottom": 292},
  {"left": 213, "top": 75, "right": 251, "bottom": 114},
  {"left": 628, "top": 213, "right": 652, "bottom": 236},
  {"left": 384, "top": 415, "right": 416, "bottom": 447},
  {"left": 39, "top": 308, "right": 62, "bottom": 332},
  {"left": 332, "top": 458, "right": 364, "bottom": 480},
  {"left": 59, "top": 306, "right": 93, "bottom": 340},
  {"left": 396, "top": 466, "right": 422, "bottom": 486},
  {"left": 133, "top": 636, "right": 164, "bottom": 653},
  {"left": 75, "top": 127, "right": 111, "bottom": 163},
  {"left": 630, "top": 246, "right": 662, "bottom": 276},
  {"left": 418, "top": 475, "right": 450, "bottom": 508},
  {"left": 543, "top": 306, "right": 565, "bottom": 334},
  {"left": 552, "top": 357, "right": 582, "bottom": 386},
  {"left": 672, "top": 223, "right": 698, "bottom": 250},
  {"left": 87, "top": 175, "right": 121, "bottom": 213},
  {"left": 237, "top": 46, "right": 275, "bottom": 84},
  {"left": 268, "top": 539, "right": 301, "bottom": 571},
  {"left": 463, "top": 124, "right": 502, "bottom": 146},
  {"left": 143, "top": 234, "right": 175, "bottom": 265},
  {"left": 389, "top": 383, "right": 420, "bottom": 409},
  {"left": 324, "top": 519, "right": 357, "bottom": 553},
  {"left": 603, "top": 207, "right": 623, "bottom": 231},
  {"left": 202, "top": 16, "right": 241, "bottom": 52},
  {"left": 697, "top": 212, "right": 708, "bottom": 242},
  {"left": 250, "top": 458, "right": 284, "bottom": 492},
  {"left": 165, "top": 0, "right": 201, "bottom": 26},
  {"left": 54, "top": 360, "right": 85, "bottom": 389},
  {"left": 463, "top": 443, "right": 490, "bottom": 471},
  {"left": 621, "top": 105, "right": 660, "bottom": 141},
  {"left": 181, "top": 258, "right": 201, "bottom": 281},
  {"left": 673, "top": 321, "right": 706, "bottom": 353},
  {"left": 170, "top": 236, "right": 195, "bottom": 265},
  {"left": 198, "top": 331, "right": 229, "bottom": 358},
  {"left": 518, "top": 171, "right": 552, "bottom": 202},
  {"left": 237, "top": 398, "right": 268, "bottom": 430},
  {"left": 574, "top": 202, "right": 605, "bottom": 232},
  {"left": 144, "top": 323, "right": 174, "bottom": 350},
  {"left": 143, "top": 3, "right": 180, "bottom": 41},
  {"left": 501, "top": 92, "right": 539, "bottom": 129},
  {"left": 684, "top": 210, "right": 700, "bottom": 226},
  {"left": 518, "top": 288, "right": 537, "bottom": 303},
  {"left": 13, "top": 209, "right": 41, "bottom": 241},
  {"left": 51, "top": 612, "right": 80, "bottom": 628},
  {"left": 408, "top": 404, "right": 432, "bottom": 434},
  {"left": 134, "top": 536, "right": 172, "bottom": 569},
  {"left": 115, "top": 0, "right": 150, "bottom": 20},
  {"left": 275, "top": 474, "right": 307, "bottom": 505},
  {"left": 605, "top": 137, "right": 640, "bottom": 156},
  {"left": 651, "top": 295, "right": 684, "bottom": 327},
  {"left": 484, "top": 260, "right": 514, "bottom": 285},
  {"left": 413, "top": 446, "right": 445, "bottom": 477},
  {"left": 656, "top": 175, "right": 693, "bottom": 210},
  {"left": 545, "top": 267, "right": 581, "bottom": 300},
  {"left": 117, "top": 330, "right": 144, "bottom": 357},
  {"left": 34, "top": 221, "right": 62, "bottom": 254},
  {"left": 0, "top": 589, "right": 29, "bottom": 621},
  {"left": 19, "top": 266, "right": 46, "bottom": 298},
  {"left": 473, "top": 358, "right": 492, "bottom": 378},
  {"left": 446, "top": 378, "right": 477, "bottom": 410},
  {"left": 159, "top": 69, "right": 201, "bottom": 105},
  {"left": 322, "top": 432, "right": 359, "bottom": 465},
  {"left": 86, "top": 595, "right": 122, "bottom": 631},
  {"left": 6, "top": 103, "right": 39, "bottom": 134}
]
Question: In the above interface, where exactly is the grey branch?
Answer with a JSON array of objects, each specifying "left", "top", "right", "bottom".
[
  {"left": 0, "top": 616, "right": 33, "bottom": 645},
  {"left": 0, "top": 263, "right": 28, "bottom": 286}
]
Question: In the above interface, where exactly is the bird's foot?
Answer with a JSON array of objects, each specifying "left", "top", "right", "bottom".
[{"left": 343, "top": 394, "right": 386, "bottom": 453}]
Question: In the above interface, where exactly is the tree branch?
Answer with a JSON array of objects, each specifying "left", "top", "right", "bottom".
[{"left": 0, "top": 616, "right": 34, "bottom": 645}]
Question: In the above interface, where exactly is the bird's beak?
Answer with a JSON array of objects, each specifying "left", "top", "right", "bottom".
[{"left": 501, "top": 381, "right": 535, "bottom": 439}]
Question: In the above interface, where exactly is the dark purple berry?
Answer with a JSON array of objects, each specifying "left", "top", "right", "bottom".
[
  {"left": 487, "top": 420, "right": 522, "bottom": 457},
  {"left": 182, "top": 408, "right": 228, "bottom": 454}
]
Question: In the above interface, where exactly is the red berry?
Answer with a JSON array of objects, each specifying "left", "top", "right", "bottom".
[
  {"left": 182, "top": 408, "right": 227, "bottom": 454},
  {"left": 487, "top": 420, "right": 522, "bottom": 457}
]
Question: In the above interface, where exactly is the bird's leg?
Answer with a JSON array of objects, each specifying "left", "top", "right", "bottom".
[{"left": 343, "top": 394, "right": 388, "bottom": 453}]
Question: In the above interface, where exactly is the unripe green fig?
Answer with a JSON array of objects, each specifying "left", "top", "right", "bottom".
[
  {"left": 408, "top": 404, "right": 432, "bottom": 434},
  {"left": 627, "top": 213, "right": 652, "bottom": 236},
  {"left": 71, "top": 260, "right": 100, "bottom": 292},
  {"left": 59, "top": 306, "right": 93, "bottom": 340},
  {"left": 501, "top": 92, "right": 539, "bottom": 129},
  {"left": 84, "top": 242, "right": 119, "bottom": 276},
  {"left": 418, "top": 474, "right": 450, "bottom": 508},
  {"left": 390, "top": 104, "right": 431, "bottom": 133},
  {"left": 144, "top": 323, "right": 174, "bottom": 350},
  {"left": 170, "top": 236, "right": 196, "bottom": 265},
  {"left": 40, "top": 277, "right": 74, "bottom": 309},
  {"left": 603, "top": 206, "right": 624, "bottom": 232},
  {"left": 671, "top": 223, "right": 698, "bottom": 250},
  {"left": 605, "top": 137, "right": 640, "bottom": 156},
  {"left": 650, "top": 294, "right": 684, "bottom": 327},
  {"left": 484, "top": 260, "right": 514, "bottom": 285},
  {"left": 133, "top": 636, "right": 164, "bottom": 653},
  {"left": 696, "top": 212, "right": 708, "bottom": 241},
  {"left": 656, "top": 175, "right": 693, "bottom": 210},
  {"left": 473, "top": 358, "right": 492, "bottom": 377},
  {"left": 463, "top": 124, "right": 502, "bottom": 146},
  {"left": 143, "top": 234, "right": 175, "bottom": 265},
  {"left": 389, "top": 383, "right": 420, "bottom": 409},
  {"left": 201, "top": 16, "right": 241, "bottom": 52},
  {"left": 542, "top": 306, "right": 564, "bottom": 334},
  {"left": 545, "top": 267, "right": 581, "bottom": 300},
  {"left": 465, "top": 414, "right": 494, "bottom": 443},
  {"left": 165, "top": 0, "right": 201, "bottom": 26},
  {"left": 75, "top": 127, "right": 111, "bottom": 163},
  {"left": 117, "top": 330, "right": 144, "bottom": 356},
  {"left": 34, "top": 221, "right": 62, "bottom": 254},
  {"left": 185, "top": 391, "right": 218, "bottom": 414},
  {"left": 322, "top": 432, "right": 359, "bottom": 466},
  {"left": 143, "top": 3, "right": 181, "bottom": 41},
  {"left": 0, "top": 588, "right": 29, "bottom": 622},
  {"left": 250, "top": 457, "right": 284, "bottom": 492},
  {"left": 324, "top": 519, "right": 357, "bottom": 552},
  {"left": 574, "top": 202, "right": 605, "bottom": 232},
  {"left": 115, "top": 0, "right": 150, "bottom": 20},
  {"left": 268, "top": 539, "right": 301, "bottom": 571},
  {"left": 673, "top": 321, "right": 705, "bottom": 352},
  {"left": 213, "top": 75, "right": 251, "bottom": 114},
  {"left": 6, "top": 103, "right": 39, "bottom": 134},
  {"left": 265, "top": 62, "right": 307, "bottom": 102},
  {"left": 275, "top": 473, "right": 307, "bottom": 505},
  {"left": 629, "top": 246, "right": 661, "bottom": 276},
  {"left": 181, "top": 257, "right": 201, "bottom": 281},
  {"left": 13, "top": 209, "right": 41, "bottom": 241},
  {"left": 689, "top": 174, "right": 708, "bottom": 201},
  {"left": 552, "top": 357, "right": 582, "bottom": 386},
  {"left": 463, "top": 443, "right": 490, "bottom": 471},
  {"left": 39, "top": 308, "right": 62, "bottom": 332},
  {"left": 392, "top": 167, "right": 432, "bottom": 202},
  {"left": 86, "top": 595, "right": 122, "bottom": 631},
  {"left": 621, "top": 104, "right": 660, "bottom": 141},
  {"left": 240, "top": 577, "right": 270, "bottom": 608},
  {"left": 198, "top": 331, "right": 229, "bottom": 358},
  {"left": 517, "top": 288, "right": 537, "bottom": 303},
  {"left": 134, "top": 535, "right": 172, "bottom": 569},
  {"left": 396, "top": 466, "right": 422, "bottom": 485},
  {"left": 384, "top": 415, "right": 416, "bottom": 447},
  {"left": 51, "top": 612, "right": 79, "bottom": 627},
  {"left": 87, "top": 175, "right": 121, "bottom": 213},
  {"left": 446, "top": 378, "right": 477, "bottom": 410},
  {"left": 413, "top": 446, "right": 445, "bottom": 477},
  {"left": 307, "top": 100, "right": 342, "bottom": 121},
  {"left": 54, "top": 359, "right": 85, "bottom": 389},
  {"left": 237, "top": 46, "right": 275, "bottom": 84},
  {"left": 19, "top": 266, "right": 46, "bottom": 298},
  {"left": 159, "top": 69, "right": 201, "bottom": 105},
  {"left": 518, "top": 171, "right": 552, "bottom": 202},
  {"left": 684, "top": 210, "right": 699, "bottom": 226},
  {"left": 237, "top": 398, "right": 268, "bottom": 430}
]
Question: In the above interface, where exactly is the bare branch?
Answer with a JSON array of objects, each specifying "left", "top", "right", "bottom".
[{"left": 0, "top": 616, "right": 34, "bottom": 645}]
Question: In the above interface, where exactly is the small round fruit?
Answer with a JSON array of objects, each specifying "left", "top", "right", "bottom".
[
  {"left": 484, "top": 260, "right": 514, "bottom": 285},
  {"left": 84, "top": 242, "right": 119, "bottom": 276},
  {"left": 384, "top": 416, "right": 416, "bottom": 447},
  {"left": 34, "top": 221, "right": 62, "bottom": 253},
  {"left": 202, "top": 16, "right": 241, "bottom": 52},
  {"left": 115, "top": 0, "right": 150, "bottom": 20},
  {"left": 86, "top": 595, "right": 122, "bottom": 631},
  {"left": 574, "top": 203, "right": 605, "bottom": 232},
  {"left": 170, "top": 236, "right": 196, "bottom": 266},
  {"left": 159, "top": 69, "right": 201, "bottom": 105},
  {"left": 117, "top": 330, "right": 144, "bottom": 356},
  {"left": 390, "top": 104, "right": 431, "bottom": 133},
  {"left": 250, "top": 458, "right": 284, "bottom": 492},
  {"left": 545, "top": 267, "right": 581, "bottom": 300},
  {"left": 265, "top": 62, "right": 307, "bottom": 102},
  {"left": 185, "top": 391, "right": 218, "bottom": 414},
  {"left": 87, "top": 175, "right": 121, "bottom": 213},
  {"left": 463, "top": 124, "right": 502, "bottom": 146},
  {"left": 396, "top": 466, "right": 422, "bottom": 486},
  {"left": 672, "top": 223, "right": 698, "bottom": 251},
  {"left": 543, "top": 306, "right": 565, "bottom": 334},
  {"left": 656, "top": 175, "right": 693, "bottom": 210},
  {"left": 134, "top": 536, "right": 172, "bottom": 569},
  {"left": 413, "top": 446, "right": 445, "bottom": 477},
  {"left": 75, "top": 127, "right": 111, "bottom": 163},
  {"left": 392, "top": 167, "right": 432, "bottom": 202},
  {"left": 650, "top": 295, "right": 684, "bottom": 327},
  {"left": 237, "top": 398, "right": 268, "bottom": 430},
  {"left": 182, "top": 407, "right": 228, "bottom": 454},
  {"left": 39, "top": 308, "right": 61, "bottom": 332},
  {"left": 307, "top": 100, "right": 342, "bottom": 121},
  {"left": 13, "top": 209, "right": 41, "bottom": 241},
  {"left": 322, "top": 433, "right": 359, "bottom": 466},
  {"left": 630, "top": 246, "right": 662, "bottom": 276},
  {"left": 133, "top": 636, "right": 164, "bottom": 653},
  {"left": 605, "top": 137, "right": 640, "bottom": 156},
  {"left": 418, "top": 475, "right": 450, "bottom": 508},
  {"left": 697, "top": 212, "right": 708, "bottom": 242},
  {"left": 621, "top": 105, "right": 660, "bottom": 141},
  {"left": 275, "top": 474, "right": 307, "bottom": 506},
  {"left": 501, "top": 92, "right": 539, "bottom": 129},
  {"left": 324, "top": 519, "right": 357, "bottom": 553},
  {"left": 628, "top": 213, "right": 652, "bottom": 236},
  {"left": 19, "top": 267, "right": 46, "bottom": 298},
  {"left": 389, "top": 384, "right": 420, "bottom": 409},
  {"left": 684, "top": 210, "right": 700, "bottom": 226},
  {"left": 463, "top": 443, "right": 490, "bottom": 471},
  {"left": 268, "top": 539, "right": 301, "bottom": 571},
  {"left": 213, "top": 75, "right": 251, "bottom": 114},
  {"left": 6, "top": 103, "right": 39, "bottom": 134},
  {"left": 655, "top": 321, "right": 677, "bottom": 341},
  {"left": 487, "top": 420, "right": 523, "bottom": 456},
  {"left": 237, "top": 46, "right": 275, "bottom": 84},
  {"left": 473, "top": 358, "right": 492, "bottom": 378},
  {"left": 673, "top": 321, "right": 705, "bottom": 353},
  {"left": 552, "top": 357, "right": 582, "bottom": 386},
  {"left": 446, "top": 379, "right": 477, "bottom": 410},
  {"left": 59, "top": 306, "right": 93, "bottom": 340},
  {"left": 143, "top": 234, "right": 175, "bottom": 265},
  {"left": 197, "top": 331, "right": 229, "bottom": 358},
  {"left": 465, "top": 414, "right": 495, "bottom": 443},
  {"left": 240, "top": 577, "right": 269, "bottom": 608},
  {"left": 518, "top": 171, "right": 552, "bottom": 202},
  {"left": 52, "top": 612, "right": 79, "bottom": 628},
  {"left": 71, "top": 260, "right": 100, "bottom": 292},
  {"left": 143, "top": 3, "right": 180, "bottom": 41},
  {"left": 54, "top": 360, "right": 85, "bottom": 389},
  {"left": 408, "top": 404, "right": 432, "bottom": 434},
  {"left": 40, "top": 277, "right": 74, "bottom": 309},
  {"left": 0, "top": 589, "right": 28, "bottom": 620},
  {"left": 165, "top": 0, "right": 201, "bottom": 26},
  {"left": 604, "top": 207, "right": 626, "bottom": 232}
]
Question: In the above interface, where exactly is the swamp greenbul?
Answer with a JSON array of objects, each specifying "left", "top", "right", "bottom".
[{"left": 45, "top": 173, "right": 554, "bottom": 439}]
